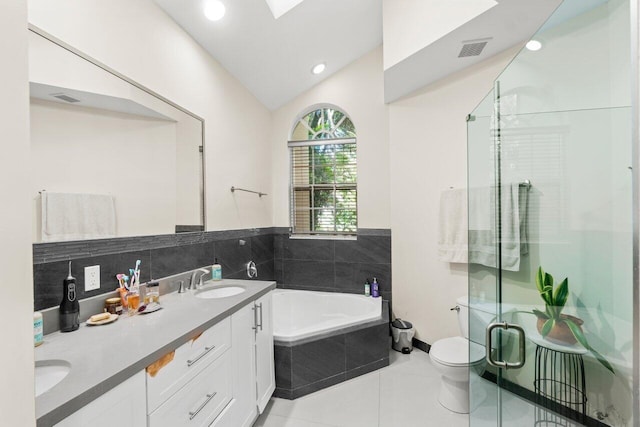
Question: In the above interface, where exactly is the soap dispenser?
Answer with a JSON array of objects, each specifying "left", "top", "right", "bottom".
[
  {"left": 211, "top": 258, "right": 222, "bottom": 281},
  {"left": 59, "top": 261, "right": 80, "bottom": 332}
]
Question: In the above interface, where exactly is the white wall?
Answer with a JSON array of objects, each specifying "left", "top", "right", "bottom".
[
  {"left": 0, "top": 0, "right": 35, "bottom": 425},
  {"left": 382, "top": 0, "right": 498, "bottom": 70},
  {"left": 30, "top": 99, "right": 178, "bottom": 240},
  {"left": 28, "top": 0, "right": 273, "bottom": 232},
  {"left": 389, "top": 48, "right": 518, "bottom": 342},
  {"left": 271, "top": 47, "right": 390, "bottom": 229}
]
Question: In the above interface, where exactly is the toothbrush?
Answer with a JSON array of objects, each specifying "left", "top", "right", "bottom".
[
  {"left": 116, "top": 273, "right": 126, "bottom": 289},
  {"left": 134, "top": 260, "right": 141, "bottom": 286},
  {"left": 129, "top": 268, "right": 135, "bottom": 288}
]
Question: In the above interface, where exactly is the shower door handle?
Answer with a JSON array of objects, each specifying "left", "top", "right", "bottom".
[{"left": 485, "top": 322, "right": 526, "bottom": 370}]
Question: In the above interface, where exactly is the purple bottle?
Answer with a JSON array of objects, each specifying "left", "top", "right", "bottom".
[{"left": 371, "top": 277, "right": 380, "bottom": 298}]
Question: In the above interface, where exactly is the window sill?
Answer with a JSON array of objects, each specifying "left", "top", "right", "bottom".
[{"left": 289, "top": 234, "right": 357, "bottom": 241}]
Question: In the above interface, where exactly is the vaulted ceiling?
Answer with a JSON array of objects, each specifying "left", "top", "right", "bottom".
[{"left": 154, "top": 0, "right": 608, "bottom": 110}]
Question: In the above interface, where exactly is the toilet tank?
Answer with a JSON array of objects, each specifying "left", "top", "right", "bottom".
[{"left": 456, "top": 296, "right": 499, "bottom": 345}]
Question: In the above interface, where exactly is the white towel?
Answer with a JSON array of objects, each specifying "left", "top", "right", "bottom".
[
  {"left": 468, "top": 184, "right": 522, "bottom": 271},
  {"left": 438, "top": 188, "right": 468, "bottom": 263},
  {"left": 41, "top": 192, "right": 116, "bottom": 242}
]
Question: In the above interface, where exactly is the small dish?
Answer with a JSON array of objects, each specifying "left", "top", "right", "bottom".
[
  {"left": 86, "top": 313, "right": 119, "bottom": 326},
  {"left": 138, "top": 302, "right": 163, "bottom": 315}
]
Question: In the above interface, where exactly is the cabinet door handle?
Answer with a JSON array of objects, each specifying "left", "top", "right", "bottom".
[
  {"left": 187, "top": 346, "right": 215, "bottom": 367},
  {"left": 252, "top": 305, "right": 258, "bottom": 332},
  {"left": 257, "top": 303, "right": 263, "bottom": 331},
  {"left": 188, "top": 392, "right": 217, "bottom": 420}
]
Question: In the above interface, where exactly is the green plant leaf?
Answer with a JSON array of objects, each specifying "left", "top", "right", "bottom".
[
  {"left": 536, "top": 267, "right": 545, "bottom": 294},
  {"left": 565, "top": 319, "right": 589, "bottom": 348},
  {"left": 565, "top": 319, "right": 615, "bottom": 374},
  {"left": 589, "top": 347, "right": 615, "bottom": 374},
  {"left": 540, "top": 318, "right": 555, "bottom": 337},
  {"left": 543, "top": 272, "right": 554, "bottom": 290},
  {"left": 553, "top": 278, "right": 569, "bottom": 309},
  {"left": 532, "top": 309, "right": 549, "bottom": 319},
  {"left": 545, "top": 305, "right": 557, "bottom": 320}
]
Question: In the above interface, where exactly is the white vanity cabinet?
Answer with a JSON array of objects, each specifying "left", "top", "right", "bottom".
[
  {"left": 54, "top": 371, "right": 146, "bottom": 427},
  {"left": 255, "top": 292, "right": 275, "bottom": 413},
  {"left": 146, "top": 317, "right": 232, "bottom": 427},
  {"left": 211, "top": 291, "right": 275, "bottom": 427}
]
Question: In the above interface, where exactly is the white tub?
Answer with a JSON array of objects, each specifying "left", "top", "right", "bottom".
[{"left": 272, "top": 289, "right": 382, "bottom": 342}]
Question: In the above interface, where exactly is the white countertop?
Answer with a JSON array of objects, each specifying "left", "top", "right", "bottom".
[{"left": 35, "top": 279, "right": 276, "bottom": 427}]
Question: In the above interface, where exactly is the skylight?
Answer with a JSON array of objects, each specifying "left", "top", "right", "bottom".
[{"left": 264, "top": 0, "right": 306, "bottom": 19}]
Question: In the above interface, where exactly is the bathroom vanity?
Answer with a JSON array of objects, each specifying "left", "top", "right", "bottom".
[{"left": 35, "top": 279, "right": 276, "bottom": 427}]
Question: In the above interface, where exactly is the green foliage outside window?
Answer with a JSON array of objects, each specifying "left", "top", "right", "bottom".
[{"left": 290, "top": 107, "right": 357, "bottom": 234}]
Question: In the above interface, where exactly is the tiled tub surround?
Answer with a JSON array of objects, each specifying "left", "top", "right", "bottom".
[
  {"left": 273, "top": 302, "right": 390, "bottom": 399},
  {"left": 34, "top": 228, "right": 391, "bottom": 311},
  {"left": 33, "top": 228, "right": 276, "bottom": 311},
  {"left": 274, "top": 228, "right": 392, "bottom": 306}
]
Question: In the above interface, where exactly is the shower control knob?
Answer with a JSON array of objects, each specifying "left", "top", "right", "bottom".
[{"left": 450, "top": 306, "right": 460, "bottom": 312}]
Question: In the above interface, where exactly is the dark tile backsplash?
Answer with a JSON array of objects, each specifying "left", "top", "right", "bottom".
[
  {"left": 274, "top": 229, "right": 392, "bottom": 307},
  {"left": 33, "top": 228, "right": 391, "bottom": 311},
  {"left": 33, "top": 228, "right": 277, "bottom": 311}
]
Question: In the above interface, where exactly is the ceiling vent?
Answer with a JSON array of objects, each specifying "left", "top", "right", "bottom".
[
  {"left": 51, "top": 93, "right": 80, "bottom": 103},
  {"left": 458, "top": 38, "right": 492, "bottom": 58}
]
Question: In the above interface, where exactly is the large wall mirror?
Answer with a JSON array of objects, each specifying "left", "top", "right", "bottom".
[{"left": 29, "top": 26, "right": 205, "bottom": 243}]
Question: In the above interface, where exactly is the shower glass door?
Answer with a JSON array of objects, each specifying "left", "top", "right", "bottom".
[{"left": 468, "top": 0, "right": 636, "bottom": 425}]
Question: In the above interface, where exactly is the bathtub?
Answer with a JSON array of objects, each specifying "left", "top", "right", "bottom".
[
  {"left": 271, "top": 288, "right": 389, "bottom": 400},
  {"left": 272, "top": 289, "right": 382, "bottom": 342}
]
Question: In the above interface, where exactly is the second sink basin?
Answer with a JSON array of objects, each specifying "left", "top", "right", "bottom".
[
  {"left": 195, "top": 286, "right": 246, "bottom": 299},
  {"left": 35, "top": 360, "right": 71, "bottom": 397}
]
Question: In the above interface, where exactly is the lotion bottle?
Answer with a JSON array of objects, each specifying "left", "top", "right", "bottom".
[
  {"left": 371, "top": 277, "right": 380, "bottom": 298},
  {"left": 34, "top": 312, "right": 43, "bottom": 347}
]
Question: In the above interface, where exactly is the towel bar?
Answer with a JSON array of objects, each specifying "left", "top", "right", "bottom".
[{"left": 230, "top": 186, "right": 268, "bottom": 197}]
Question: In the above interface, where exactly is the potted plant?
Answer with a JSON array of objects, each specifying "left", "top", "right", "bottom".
[{"left": 533, "top": 266, "right": 614, "bottom": 373}]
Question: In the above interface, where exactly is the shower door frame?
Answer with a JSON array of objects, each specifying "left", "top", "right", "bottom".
[{"left": 631, "top": 0, "right": 640, "bottom": 425}]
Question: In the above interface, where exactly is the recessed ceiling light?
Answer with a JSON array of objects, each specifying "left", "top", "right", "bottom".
[
  {"left": 204, "top": 0, "right": 226, "bottom": 21},
  {"left": 311, "top": 63, "right": 326, "bottom": 75},
  {"left": 526, "top": 40, "right": 542, "bottom": 51}
]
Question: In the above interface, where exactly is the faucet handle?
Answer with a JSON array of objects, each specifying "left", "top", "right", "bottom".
[
  {"left": 246, "top": 261, "right": 258, "bottom": 278},
  {"left": 178, "top": 280, "right": 186, "bottom": 293}
]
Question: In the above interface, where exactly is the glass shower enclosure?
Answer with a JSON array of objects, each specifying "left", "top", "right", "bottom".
[{"left": 467, "top": 0, "right": 637, "bottom": 425}]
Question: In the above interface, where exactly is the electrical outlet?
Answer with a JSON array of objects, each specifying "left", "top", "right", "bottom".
[{"left": 84, "top": 265, "right": 100, "bottom": 291}]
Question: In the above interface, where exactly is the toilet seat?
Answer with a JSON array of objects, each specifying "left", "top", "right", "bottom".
[{"left": 430, "top": 336, "right": 485, "bottom": 367}]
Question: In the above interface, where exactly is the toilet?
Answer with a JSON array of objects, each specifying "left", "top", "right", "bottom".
[{"left": 429, "top": 296, "right": 495, "bottom": 414}]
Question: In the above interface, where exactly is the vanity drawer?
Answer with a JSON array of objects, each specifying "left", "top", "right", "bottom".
[
  {"left": 148, "top": 350, "right": 232, "bottom": 427},
  {"left": 147, "top": 317, "right": 231, "bottom": 412}
]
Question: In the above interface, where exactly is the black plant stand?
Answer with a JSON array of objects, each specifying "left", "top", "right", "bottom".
[{"left": 532, "top": 340, "right": 588, "bottom": 426}]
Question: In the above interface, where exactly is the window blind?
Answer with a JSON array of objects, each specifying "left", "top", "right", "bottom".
[{"left": 289, "top": 139, "right": 357, "bottom": 235}]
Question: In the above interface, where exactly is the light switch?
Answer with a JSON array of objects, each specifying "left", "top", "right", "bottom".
[{"left": 85, "top": 265, "right": 100, "bottom": 291}]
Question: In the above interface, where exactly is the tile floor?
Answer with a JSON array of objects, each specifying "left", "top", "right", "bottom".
[
  {"left": 254, "top": 348, "right": 582, "bottom": 427},
  {"left": 254, "top": 348, "right": 468, "bottom": 427}
]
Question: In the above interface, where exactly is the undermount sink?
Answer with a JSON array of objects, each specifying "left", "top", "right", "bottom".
[
  {"left": 195, "top": 286, "right": 246, "bottom": 299},
  {"left": 35, "top": 360, "right": 71, "bottom": 397}
]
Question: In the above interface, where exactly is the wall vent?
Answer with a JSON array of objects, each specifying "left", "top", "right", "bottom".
[
  {"left": 51, "top": 93, "right": 80, "bottom": 103},
  {"left": 458, "top": 41, "right": 488, "bottom": 58}
]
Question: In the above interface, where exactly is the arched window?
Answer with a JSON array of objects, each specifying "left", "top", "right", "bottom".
[{"left": 289, "top": 106, "right": 357, "bottom": 235}]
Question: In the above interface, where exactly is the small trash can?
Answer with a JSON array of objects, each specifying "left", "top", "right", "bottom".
[{"left": 391, "top": 319, "right": 415, "bottom": 354}]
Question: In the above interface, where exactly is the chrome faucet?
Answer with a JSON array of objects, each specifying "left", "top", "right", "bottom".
[{"left": 189, "top": 268, "right": 210, "bottom": 290}]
